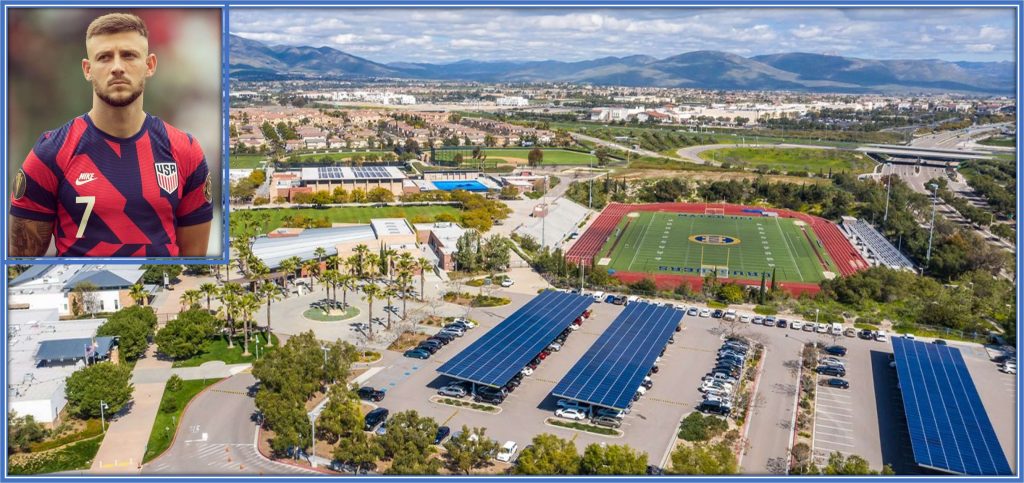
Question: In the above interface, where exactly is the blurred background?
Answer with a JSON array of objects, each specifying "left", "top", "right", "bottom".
[{"left": 7, "top": 8, "right": 224, "bottom": 257}]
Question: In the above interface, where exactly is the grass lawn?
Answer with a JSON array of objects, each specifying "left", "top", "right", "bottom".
[
  {"left": 482, "top": 148, "right": 597, "bottom": 165},
  {"left": 303, "top": 306, "right": 359, "bottom": 321},
  {"left": 8, "top": 435, "right": 104, "bottom": 475},
  {"left": 598, "top": 211, "right": 837, "bottom": 284},
  {"left": 698, "top": 147, "right": 873, "bottom": 173},
  {"left": 230, "top": 154, "right": 267, "bottom": 169},
  {"left": 143, "top": 378, "right": 224, "bottom": 463},
  {"left": 977, "top": 136, "right": 1016, "bottom": 148},
  {"left": 171, "top": 332, "right": 278, "bottom": 368},
  {"left": 287, "top": 150, "right": 395, "bottom": 161},
  {"left": 248, "top": 205, "right": 463, "bottom": 233}
]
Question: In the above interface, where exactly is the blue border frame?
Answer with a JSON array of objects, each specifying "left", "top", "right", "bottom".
[
  {"left": 1, "top": 3, "right": 230, "bottom": 265},
  {"left": 0, "top": 1, "right": 1021, "bottom": 482}
]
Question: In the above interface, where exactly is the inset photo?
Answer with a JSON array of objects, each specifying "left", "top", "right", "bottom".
[{"left": 7, "top": 8, "right": 224, "bottom": 258}]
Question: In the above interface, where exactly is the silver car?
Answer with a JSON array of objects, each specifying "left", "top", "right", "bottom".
[{"left": 438, "top": 385, "right": 468, "bottom": 398}]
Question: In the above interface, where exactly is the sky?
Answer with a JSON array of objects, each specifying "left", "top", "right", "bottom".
[{"left": 230, "top": 8, "right": 1016, "bottom": 64}]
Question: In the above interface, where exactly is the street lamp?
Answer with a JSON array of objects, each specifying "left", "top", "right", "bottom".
[
  {"left": 309, "top": 412, "right": 318, "bottom": 468},
  {"left": 100, "top": 401, "right": 109, "bottom": 432},
  {"left": 925, "top": 183, "right": 939, "bottom": 266}
]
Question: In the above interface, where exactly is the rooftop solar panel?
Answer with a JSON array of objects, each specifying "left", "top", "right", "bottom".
[
  {"left": 551, "top": 302, "right": 682, "bottom": 410},
  {"left": 892, "top": 337, "right": 1011, "bottom": 475},
  {"left": 436, "top": 291, "right": 593, "bottom": 388}
]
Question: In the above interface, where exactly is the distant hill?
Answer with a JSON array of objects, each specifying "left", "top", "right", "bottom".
[{"left": 229, "top": 34, "right": 1013, "bottom": 93}]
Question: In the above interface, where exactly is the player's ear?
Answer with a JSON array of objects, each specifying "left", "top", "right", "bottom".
[
  {"left": 146, "top": 53, "right": 157, "bottom": 78},
  {"left": 82, "top": 58, "right": 91, "bottom": 81}
]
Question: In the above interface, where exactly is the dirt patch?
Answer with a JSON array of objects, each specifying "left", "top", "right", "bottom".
[{"left": 387, "top": 331, "right": 430, "bottom": 351}]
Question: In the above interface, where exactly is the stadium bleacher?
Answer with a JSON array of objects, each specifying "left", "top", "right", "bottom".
[{"left": 843, "top": 218, "right": 916, "bottom": 271}]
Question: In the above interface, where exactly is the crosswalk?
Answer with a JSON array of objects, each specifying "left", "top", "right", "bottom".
[{"left": 145, "top": 442, "right": 314, "bottom": 475}]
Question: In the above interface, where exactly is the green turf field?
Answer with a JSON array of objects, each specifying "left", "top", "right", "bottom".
[
  {"left": 230, "top": 154, "right": 268, "bottom": 169},
  {"left": 482, "top": 148, "right": 597, "bottom": 165},
  {"left": 597, "top": 211, "right": 838, "bottom": 283},
  {"left": 697, "top": 147, "right": 873, "bottom": 173}
]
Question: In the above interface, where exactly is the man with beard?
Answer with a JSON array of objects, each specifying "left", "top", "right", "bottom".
[{"left": 10, "top": 13, "right": 213, "bottom": 257}]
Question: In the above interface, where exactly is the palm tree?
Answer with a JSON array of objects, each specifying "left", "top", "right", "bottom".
[
  {"left": 314, "top": 246, "right": 327, "bottom": 266},
  {"left": 361, "top": 283, "right": 381, "bottom": 339},
  {"left": 364, "top": 253, "right": 381, "bottom": 280},
  {"left": 279, "top": 256, "right": 302, "bottom": 296},
  {"left": 239, "top": 292, "right": 260, "bottom": 356},
  {"left": 417, "top": 257, "right": 433, "bottom": 302},
  {"left": 382, "top": 247, "right": 398, "bottom": 281},
  {"left": 179, "top": 289, "right": 201, "bottom": 311},
  {"left": 129, "top": 283, "right": 147, "bottom": 306},
  {"left": 325, "top": 255, "right": 341, "bottom": 272},
  {"left": 199, "top": 283, "right": 219, "bottom": 313},
  {"left": 258, "top": 280, "right": 282, "bottom": 346},
  {"left": 339, "top": 273, "right": 356, "bottom": 308},
  {"left": 303, "top": 259, "right": 322, "bottom": 293},
  {"left": 381, "top": 283, "right": 398, "bottom": 330},
  {"left": 218, "top": 283, "right": 242, "bottom": 348},
  {"left": 353, "top": 244, "right": 371, "bottom": 276}
]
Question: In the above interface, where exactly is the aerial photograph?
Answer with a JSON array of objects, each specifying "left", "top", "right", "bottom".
[{"left": 6, "top": 6, "right": 1017, "bottom": 477}]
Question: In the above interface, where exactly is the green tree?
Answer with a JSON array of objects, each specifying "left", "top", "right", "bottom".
[
  {"left": 717, "top": 283, "right": 745, "bottom": 304},
  {"left": 8, "top": 412, "right": 48, "bottom": 453},
  {"left": 444, "top": 425, "right": 499, "bottom": 475},
  {"left": 481, "top": 235, "right": 511, "bottom": 272},
  {"left": 333, "top": 430, "right": 383, "bottom": 473},
  {"left": 317, "top": 387, "right": 362, "bottom": 444},
  {"left": 513, "top": 433, "right": 580, "bottom": 475},
  {"left": 140, "top": 264, "right": 182, "bottom": 284},
  {"left": 822, "top": 452, "right": 880, "bottom": 475},
  {"left": 579, "top": 443, "right": 647, "bottom": 475},
  {"left": 64, "top": 362, "right": 133, "bottom": 419},
  {"left": 97, "top": 306, "right": 158, "bottom": 361},
  {"left": 155, "top": 309, "right": 217, "bottom": 359},
  {"left": 528, "top": 148, "right": 544, "bottom": 167},
  {"left": 453, "top": 231, "right": 481, "bottom": 272},
  {"left": 668, "top": 441, "right": 737, "bottom": 475}
]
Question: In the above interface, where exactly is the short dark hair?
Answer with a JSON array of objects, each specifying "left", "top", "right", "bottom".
[{"left": 86, "top": 13, "right": 148, "bottom": 41}]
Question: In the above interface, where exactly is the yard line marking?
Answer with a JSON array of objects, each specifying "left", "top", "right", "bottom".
[
  {"left": 627, "top": 212, "right": 655, "bottom": 271},
  {"left": 774, "top": 216, "right": 804, "bottom": 281}
]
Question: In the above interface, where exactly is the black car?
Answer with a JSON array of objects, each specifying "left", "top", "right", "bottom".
[
  {"left": 716, "top": 360, "right": 743, "bottom": 370},
  {"left": 646, "top": 465, "right": 665, "bottom": 476},
  {"left": 416, "top": 343, "right": 441, "bottom": 354},
  {"left": 434, "top": 426, "right": 451, "bottom": 445},
  {"left": 824, "top": 378, "right": 850, "bottom": 389},
  {"left": 433, "top": 332, "right": 456, "bottom": 343},
  {"left": 816, "top": 365, "right": 846, "bottom": 377},
  {"left": 403, "top": 348, "right": 430, "bottom": 359},
  {"left": 426, "top": 336, "right": 449, "bottom": 346},
  {"left": 364, "top": 408, "right": 389, "bottom": 431},
  {"left": 357, "top": 386, "right": 386, "bottom": 402},
  {"left": 776, "top": 319, "right": 788, "bottom": 328},
  {"left": 857, "top": 329, "right": 874, "bottom": 340},
  {"left": 824, "top": 345, "right": 848, "bottom": 357},
  {"left": 474, "top": 391, "right": 505, "bottom": 404},
  {"left": 933, "top": 339, "right": 948, "bottom": 345},
  {"left": 698, "top": 399, "right": 731, "bottom": 415},
  {"left": 711, "top": 309, "right": 724, "bottom": 318}
]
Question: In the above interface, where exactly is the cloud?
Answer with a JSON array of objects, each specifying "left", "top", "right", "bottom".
[
  {"left": 966, "top": 43, "right": 996, "bottom": 53},
  {"left": 790, "top": 24, "right": 822, "bottom": 39}
]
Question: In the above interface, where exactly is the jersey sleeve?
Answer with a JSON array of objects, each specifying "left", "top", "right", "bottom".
[
  {"left": 175, "top": 137, "right": 214, "bottom": 226},
  {"left": 10, "top": 133, "right": 60, "bottom": 222}
]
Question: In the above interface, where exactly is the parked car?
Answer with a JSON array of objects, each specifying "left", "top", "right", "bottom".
[
  {"left": 363, "top": 408, "right": 389, "bottom": 431},
  {"left": 790, "top": 321, "right": 804, "bottom": 330},
  {"left": 403, "top": 348, "right": 430, "bottom": 359},
  {"left": 1001, "top": 362, "right": 1017, "bottom": 374},
  {"left": 687, "top": 307, "right": 699, "bottom": 316},
  {"left": 776, "top": 319, "right": 788, "bottom": 328},
  {"left": 439, "top": 326, "right": 466, "bottom": 337},
  {"left": 739, "top": 314, "right": 751, "bottom": 323},
  {"left": 595, "top": 407, "right": 625, "bottom": 419},
  {"left": 711, "top": 309, "right": 724, "bottom": 318},
  {"left": 357, "top": 386, "right": 386, "bottom": 402},
  {"left": 647, "top": 465, "right": 666, "bottom": 475},
  {"left": 815, "top": 323, "right": 829, "bottom": 333},
  {"left": 452, "top": 317, "right": 476, "bottom": 328},
  {"left": 555, "top": 408, "right": 589, "bottom": 420},
  {"left": 415, "top": 343, "right": 441, "bottom": 354},
  {"left": 556, "top": 399, "right": 588, "bottom": 411},
  {"left": 698, "top": 399, "right": 732, "bottom": 415},
  {"left": 824, "top": 378, "right": 850, "bottom": 389},
  {"left": 933, "top": 339, "right": 948, "bottom": 345},
  {"left": 817, "top": 365, "right": 846, "bottom": 377},
  {"left": 858, "top": 329, "right": 874, "bottom": 340},
  {"left": 591, "top": 415, "right": 622, "bottom": 428},
  {"left": 495, "top": 441, "right": 519, "bottom": 462},
  {"left": 520, "top": 367, "right": 534, "bottom": 377},
  {"left": 874, "top": 331, "right": 888, "bottom": 342},
  {"left": 501, "top": 278, "right": 514, "bottom": 287},
  {"left": 434, "top": 426, "right": 451, "bottom": 445},
  {"left": 802, "top": 323, "right": 815, "bottom": 332},
  {"left": 819, "top": 356, "right": 845, "bottom": 367},
  {"left": 699, "top": 308, "right": 711, "bottom": 318},
  {"left": 438, "top": 384, "right": 468, "bottom": 398},
  {"left": 824, "top": 345, "right": 848, "bottom": 356},
  {"left": 844, "top": 327, "right": 857, "bottom": 338},
  {"left": 474, "top": 391, "right": 505, "bottom": 405},
  {"left": 548, "top": 342, "right": 562, "bottom": 352}
]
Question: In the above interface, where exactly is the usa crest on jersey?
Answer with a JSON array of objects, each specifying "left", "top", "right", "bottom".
[{"left": 155, "top": 162, "right": 179, "bottom": 194}]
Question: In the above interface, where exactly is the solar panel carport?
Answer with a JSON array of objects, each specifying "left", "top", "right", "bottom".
[
  {"left": 437, "top": 290, "right": 593, "bottom": 388},
  {"left": 552, "top": 302, "right": 683, "bottom": 410},
  {"left": 892, "top": 337, "right": 1012, "bottom": 475}
]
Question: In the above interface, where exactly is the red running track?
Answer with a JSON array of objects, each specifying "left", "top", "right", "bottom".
[{"left": 565, "top": 203, "right": 868, "bottom": 295}]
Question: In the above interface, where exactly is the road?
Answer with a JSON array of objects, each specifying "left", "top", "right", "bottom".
[
  {"left": 143, "top": 373, "right": 315, "bottom": 475},
  {"left": 909, "top": 122, "right": 1012, "bottom": 150},
  {"left": 569, "top": 132, "right": 675, "bottom": 161}
]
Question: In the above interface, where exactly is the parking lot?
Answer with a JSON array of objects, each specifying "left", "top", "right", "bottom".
[{"left": 356, "top": 291, "right": 1016, "bottom": 475}]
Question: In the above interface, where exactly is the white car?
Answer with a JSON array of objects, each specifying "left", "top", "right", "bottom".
[
  {"left": 547, "top": 342, "right": 562, "bottom": 352},
  {"left": 752, "top": 316, "right": 763, "bottom": 325},
  {"left": 496, "top": 441, "right": 518, "bottom": 462},
  {"left": 816, "top": 323, "right": 829, "bottom": 333},
  {"left": 819, "top": 357, "right": 845, "bottom": 367},
  {"left": 702, "top": 387, "right": 732, "bottom": 398},
  {"left": 699, "top": 309, "right": 711, "bottom": 318},
  {"left": 790, "top": 321, "right": 803, "bottom": 330},
  {"left": 501, "top": 278, "right": 514, "bottom": 288},
  {"left": 555, "top": 408, "right": 589, "bottom": 420},
  {"left": 700, "top": 381, "right": 734, "bottom": 393},
  {"left": 901, "top": 333, "right": 916, "bottom": 340},
  {"left": 592, "top": 291, "right": 605, "bottom": 302},
  {"left": 453, "top": 318, "right": 476, "bottom": 329},
  {"left": 521, "top": 367, "right": 534, "bottom": 376},
  {"left": 739, "top": 314, "right": 751, "bottom": 323},
  {"left": 875, "top": 331, "right": 888, "bottom": 342},
  {"left": 635, "top": 385, "right": 647, "bottom": 396}
]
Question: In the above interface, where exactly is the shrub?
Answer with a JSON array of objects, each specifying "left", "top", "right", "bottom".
[
  {"left": 166, "top": 375, "right": 184, "bottom": 393},
  {"left": 678, "top": 412, "right": 729, "bottom": 442}
]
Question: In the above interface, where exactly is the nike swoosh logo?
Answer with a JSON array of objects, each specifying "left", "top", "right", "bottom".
[{"left": 75, "top": 178, "right": 96, "bottom": 186}]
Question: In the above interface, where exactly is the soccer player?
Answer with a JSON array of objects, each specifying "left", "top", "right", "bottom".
[{"left": 9, "top": 13, "right": 213, "bottom": 257}]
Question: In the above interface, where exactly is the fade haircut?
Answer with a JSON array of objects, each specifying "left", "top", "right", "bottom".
[{"left": 86, "top": 13, "right": 148, "bottom": 41}]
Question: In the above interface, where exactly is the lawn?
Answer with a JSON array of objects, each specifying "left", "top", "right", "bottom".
[
  {"left": 286, "top": 150, "right": 395, "bottom": 161},
  {"left": 171, "top": 332, "right": 278, "bottom": 368},
  {"left": 230, "top": 154, "right": 267, "bottom": 169},
  {"left": 481, "top": 148, "right": 598, "bottom": 165},
  {"left": 598, "top": 211, "right": 837, "bottom": 284},
  {"left": 8, "top": 435, "right": 104, "bottom": 475},
  {"left": 977, "top": 136, "right": 1015, "bottom": 148},
  {"left": 247, "top": 205, "right": 463, "bottom": 233},
  {"left": 698, "top": 147, "right": 873, "bottom": 173},
  {"left": 303, "top": 306, "right": 360, "bottom": 321},
  {"left": 143, "top": 378, "right": 224, "bottom": 463}
]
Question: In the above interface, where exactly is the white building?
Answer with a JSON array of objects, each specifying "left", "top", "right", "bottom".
[
  {"left": 8, "top": 309, "right": 113, "bottom": 424},
  {"left": 497, "top": 96, "right": 529, "bottom": 107},
  {"left": 9, "top": 265, "right": 147, "bottom": 316}
]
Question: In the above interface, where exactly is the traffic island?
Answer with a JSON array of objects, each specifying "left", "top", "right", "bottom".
[
  {"left": 544, "top": 418, "right": 622, "bottom": 438},
  {"left": 429, "top": 396, "right": 502, "bottom": 414},
  {"left": 302, "top": 307, "right": 359, "bottom": 322}
]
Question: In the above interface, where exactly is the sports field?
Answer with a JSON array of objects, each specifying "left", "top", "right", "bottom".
[
  {"left": 482, "top": 148, "right": 597, "bottom": 165},
  {"left": 597, "top": 211, "right": 838, "bottom": 283}
]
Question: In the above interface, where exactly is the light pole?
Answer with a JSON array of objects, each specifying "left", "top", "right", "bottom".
[
  {"left": 309, "top": 412, "right": 318, "bottom": 468},
  {"left": 925, "top": 183, "right": 939, "bottom": 266},
  {"left": 882, "top": 163, "right": 892, "bottom": 226},
  {"left": 100, "top": 401, "right": 109, "bottom": 432},
  {"left": 320, "top": 346, "right": 330, "bottom": 383}
]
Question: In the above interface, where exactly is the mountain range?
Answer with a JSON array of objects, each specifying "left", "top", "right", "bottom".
[{"left": 229, "top": 34, "right": 1014, "bottom": 94}]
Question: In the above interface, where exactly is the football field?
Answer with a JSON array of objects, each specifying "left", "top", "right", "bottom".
[{"left": 596, "top": 211, "right": 838, "bottom": 283}]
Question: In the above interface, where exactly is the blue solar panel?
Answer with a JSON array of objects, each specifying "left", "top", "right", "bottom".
[
  {"left": 436, "top": 291, "right": 593, "bottom": 387},
  {"left": 551, "top": 302, "right": 682, "bottom": 410},
  {"left": 892, "top": 337, "right": 1011, "bottom": 475}
]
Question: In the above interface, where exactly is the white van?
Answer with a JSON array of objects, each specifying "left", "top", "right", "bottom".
[
  {"left": 875, "top": 330, "right": 888, "bottom": 342},
  {"left": 723, "top": 309, "right": 737, "bottom": 321},
  {"left": 831, "top": 323, "right": 843, "bottom": 335},
  {"left": 592, "top": 291, "right": 605, "bottom": 302}
]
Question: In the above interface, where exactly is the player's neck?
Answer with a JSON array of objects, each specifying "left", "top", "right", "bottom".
[{"left": 88, "top": 97, "right": 147, "bottom": 139}]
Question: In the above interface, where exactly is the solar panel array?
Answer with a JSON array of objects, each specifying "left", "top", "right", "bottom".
[
  {"left": 317, "top": 166, "right": 345, "bottom": 180},
  {"left": 352, "top": 166, "right": 393, "bottom": 179},
  {"left": 436, "top": 291, "right": 593, "bottom": 388},
  {"left": 552, "top": 302, "right": 682, "bottom": 410},
  {"left": 891, "top": 337, "right": 1011, "bottom": 475}
]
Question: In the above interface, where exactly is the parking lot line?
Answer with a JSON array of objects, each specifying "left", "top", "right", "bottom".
[
  {"left": 814, "top": 423, "right": 853, "bottom": 433},
  {"left": 815, "top": 402, "right": 853, "bottom": 413},
  {"left": 441, "top": 409, "right": 460, "bottom": 426},
  {"left": 645, "top": 397, "right": 687, "bottom": 406},
  {"left": 814, "top": 438, "right": 855, "bottom": 448}
]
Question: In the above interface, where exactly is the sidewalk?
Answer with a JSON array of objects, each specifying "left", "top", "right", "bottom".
[{"left": 90, "top": 345, "right": 173, "bottom": 474}]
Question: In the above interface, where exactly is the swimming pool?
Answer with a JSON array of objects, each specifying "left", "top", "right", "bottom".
[{"left": 432, "top": 180, "right": 490, "bottom": 192}]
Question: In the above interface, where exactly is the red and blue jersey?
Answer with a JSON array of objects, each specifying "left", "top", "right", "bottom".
[{"left": 10, "top": 113, "right": 214, "bottom": 257}]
